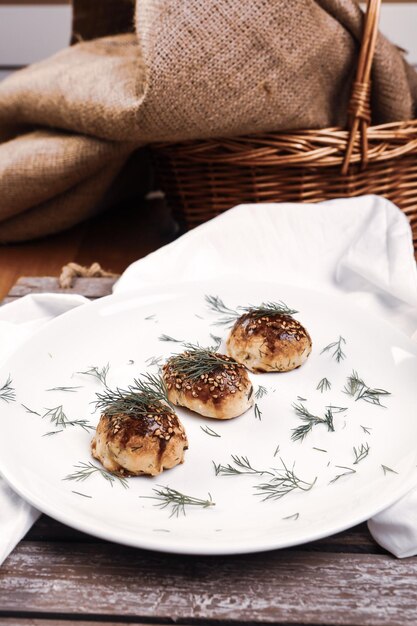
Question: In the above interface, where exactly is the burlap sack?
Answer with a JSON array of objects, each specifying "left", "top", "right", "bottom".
[
  {"left": 135, "top": 0, "right": 417, "bottom": 141},
  {"left": 0, "top": 0, "right": 416, "bottom": 242},
  {"left": 0, "top": 34, "right": 148, "bottom": 242}
]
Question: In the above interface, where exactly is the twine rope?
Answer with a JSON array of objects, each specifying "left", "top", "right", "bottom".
[{"left": 59, "top": 262, "right": 119, "bottom": 288}]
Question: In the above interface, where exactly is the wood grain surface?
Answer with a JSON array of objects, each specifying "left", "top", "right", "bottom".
[{"left": 0, "top": 197, "right": 174, "bottom": 302}]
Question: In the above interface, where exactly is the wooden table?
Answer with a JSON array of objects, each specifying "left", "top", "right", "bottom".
[{"left": 1, "top": 276, "right": 417, "bottom": 626}]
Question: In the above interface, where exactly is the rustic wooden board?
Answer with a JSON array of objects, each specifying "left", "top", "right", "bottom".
[
  {"left": 1, "top": 542, "right": 416, "bottom": 625},
  {"left": 4, "top": 276, "right": 118, "bottom": 303}
]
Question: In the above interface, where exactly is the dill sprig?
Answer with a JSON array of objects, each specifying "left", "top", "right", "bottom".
[
  {"left": 145, "top": 355, "right": 163, "bottom": 368},
  {"left": 329, "top": 466, "right": 356, "bottom": 484},
  {"left": 42, "top": 405, "right": 93, "bottom": 432},
  {"left": 254, "top": 403, "right": 262, "bottom": 420},
  {"left": 291, "top": 403, "right": 323, "bottom": 442},
  {"left": 255, "top": 458, "right": 317, "bottom": 501},
  {"left": 141, "top": 486, "right": 215, "bottom": 517},
  {"left": 205, "top": 295, "right": 240, "bottom": 326},
  {"left": 46, "top": 386, "right": 82, "bottom": 392},
  {"left": 317, "top": 377, "right": 331, "bottom": 393},
  {"left": 71, "top": 490, "right": 92, "bottom": 499},
  {"left": 255, "top": 385, "right": 268, "bottom": 399},
  {"left": 158, "top": 334, "right": 183, "bottom": 343},
  {"left": 21, "top": 403, "right": 41, "bottom": 416},
  {"left": 0, "top": 375, "right": 16, "bottom": 403},
  {"left": 167, "top": 344, "right": 240, "bottom": 381},
  {"left": 321, "top": 336, "right": 346, "bottom": 362},
  {"left": 205, "top": 295, "right": 298, "bottom": 326},
  {"left": 283, "top": 513, "right": 299, "bottom": 521},
  {"left": 353, "top": 442, "right": 370, "bottom": 465},
  {"left": 343, "top": 370, "right": 390, "bottom": 406},
  {"left": 78, "top": 363, "right": 109, "bottom": 387},
  {"left": 94, "top": 373, "right": 172, "bottom": 417},
  {"left": 63, "top": 461, "right": 129, "bottom": 488},
  {"left": 381, "top": 464, "right": 398, "bottom": 475},
  {"left": 209, "top": 334, "right": 223, "bottom": 351},
  {"left": 291, "top": 403, "right": 342, "bottom": 442},
  {"left": 361, "top": 425, "right": 372, "bottom": 435},
  {"left": 200, "top": 425, "right": 221, "bottom": 438},
  {"left": 213, "top": 455, "right": 274, "bottom": 477}
]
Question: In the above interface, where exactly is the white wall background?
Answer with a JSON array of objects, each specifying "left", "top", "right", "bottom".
[{"left": 0, "top": 2, "right": 416, "bottom": 77}]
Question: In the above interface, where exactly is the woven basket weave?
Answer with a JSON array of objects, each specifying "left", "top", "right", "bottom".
[{"left": 151, "top": 0, "right": 417, "bottom": 250}]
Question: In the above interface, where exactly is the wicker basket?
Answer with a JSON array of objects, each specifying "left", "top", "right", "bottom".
[{"left": 151, "top": 0, "right": 417, "bottom": 249}]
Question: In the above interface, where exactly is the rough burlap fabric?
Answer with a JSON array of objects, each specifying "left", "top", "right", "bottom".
[
  {"left": 0, "top": 0, "right": 416, "bottom": 242},
  {"left": 0, "top": 34, "right": 147, "bottom": 242},
  {"left": 135, "top": 0, "right": 417, "bottom": 141}
]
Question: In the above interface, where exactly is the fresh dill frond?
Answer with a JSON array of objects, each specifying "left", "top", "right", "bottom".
[
  {"left": 94, "top": 373, "right": 172, "bottom": 417},
  {"left": 273, "top": 444, "right": 280, "bottom": 457},
  {"left": 343, "top": 370, "right": 390, "bottom": 407},
  {"left": 71, "top": 490, "right": 92, "bottom": 498},
  {"left": 240, "top": 301, "right": 298, "bottom": 318},
  {"left": 381, "top": 464, "right": 398, "bottom": 475},
  {"left": 200, "top": 425, "right": 221, "bottom": 438},
  {"left": 291, "top": 403, "right": 341, "bottom": 442},
  {"left": 145, "top": 355, "right": 163, "bottom": 368},
  {"left": 209, "top": 334, "right": 223, "bottom": 351},
  {"left": 205, "top": 294, "right": 298, "bottom": 326},
  {"left": 64, "top": 461, "right": 129, "bottom": 488},
  {"left": 0, "top": 375, "right": 16, "bottom": 403},
  {"left": 283, "top": 512, "right": 299, "bottom": 521},
  {"left": 158, "top": 334, "right": 183, "bottom": 343},
  {"left": 43, "top": 429, "right": 64, "bottom": 437},
  {"left": 254, "top": 403, "right": 262, "bottom": 420},
  {"left": 321, "top": 336, "right": 346, "bottom": 362},
  {"left": 317, "top": 377, "right": 331, "bottom": 393},
  {"left": 329, "top": 466, "right": 356, "bottom": 484},
  {"left": 46, "top": 386, "right": 83, "bottom": 392},
  {"left": 323, "top": 407, "right": 335, "bottom": 432},
  {"left": 297, "top": 396, "right": 307, "bottom": 402},
  {"left": 312, "top": 447, "right": 327, "bottom": 453},
  {"left": 361, "top": 425, "right": 372, "bottom": 435},
  {"left": 166, "top": 345, "right": 240, "bottom": 381},
  {"left": 353, "top": 442, "right": 370, "bottom": 465},
  {"left": 78, "top": 363, "right": 110, "bottom": 387},
  {"left": 291, "top": 402, "right": 323, "bottom": 442},
  {"left": 255, "top": 385, "right": 268, "bottom": 400},
  {"left": 255, "top": 458, "right": 316, "bottom": 501},
  {"left": 42, "top": 405, "right": 93, "bottom": 432},
  {"left": 205, "top": 295, "right": 240, "bottom": 326},
  {"left": 213, "top": 455, "right": 274, "bottom": 477},
  {"left": 141, "top": 486, "right": 215, "bottom": 517},
  {"left": 21, "top": 403, "right": 41, "bottom": 416}
]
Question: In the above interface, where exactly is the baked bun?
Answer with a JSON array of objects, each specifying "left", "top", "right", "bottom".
[
  {"left": 226, "top": 313, "right": 312, "bottom": 373},
  {"left": 162, "top": 348, "right": 253, "bottom": 419},
  {"left": 91, "top": 403, "right": 188, "bottom": 477}
]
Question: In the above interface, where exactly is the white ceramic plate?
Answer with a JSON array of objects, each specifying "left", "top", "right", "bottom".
[{"left": 0, "top": 280, "right": 416, "bottom": 555}]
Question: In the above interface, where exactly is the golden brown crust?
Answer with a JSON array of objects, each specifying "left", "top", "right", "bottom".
[
  {"left": 226, "top": 313, "right": 312, "bottom": 373},
  {"left": 162, "top": 352, "right": 253, "bottom": 419},
  {"left": 91, "top": 405, "right": 188, "bottom": 477}
]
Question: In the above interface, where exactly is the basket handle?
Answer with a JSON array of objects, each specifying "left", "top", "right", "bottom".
[{"left": 341, "top": 0, "right": 381, "bottom": 175}]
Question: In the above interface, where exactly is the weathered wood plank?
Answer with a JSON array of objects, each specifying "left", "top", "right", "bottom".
[
  {"left": 0, "top": 621, "right": 170, "bottom": 626},
  {"left": 1, "top": 542, "right": 416, "bottom": 625},
  {"left": 7, "top": 276, "right": 118, "bottom": 298}
]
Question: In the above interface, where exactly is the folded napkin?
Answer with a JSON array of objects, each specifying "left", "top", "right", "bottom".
[{"left": 1, "top": 194, "right": 417, "bottom": 564}]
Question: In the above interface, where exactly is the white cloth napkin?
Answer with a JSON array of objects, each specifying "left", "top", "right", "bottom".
[
  {"left": 1, "top": 194, "right": 416, "bottom": 563},
  {"left": 0, "top": 294, "right": 88, "bottom": 565}
]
